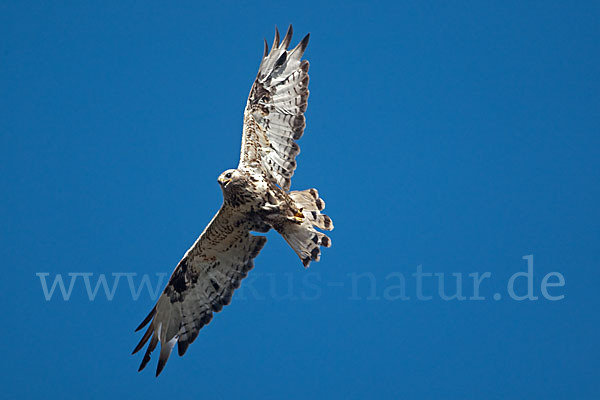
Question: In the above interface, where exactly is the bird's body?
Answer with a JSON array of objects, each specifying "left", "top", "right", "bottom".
[{"left": 133, "top": 26, "right": 333, "bottom": 376}]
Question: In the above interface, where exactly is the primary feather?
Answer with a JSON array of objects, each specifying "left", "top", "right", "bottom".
[{"left": 239, "top": 25, "right": 311, "bottom": 191}]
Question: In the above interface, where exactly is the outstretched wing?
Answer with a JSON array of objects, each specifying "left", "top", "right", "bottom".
[
  {"left": 239, "top": 25, "right": 310, "bottom": 191},
  {"left": 132, "top": 207, "right": 267, "bottom": 376}
]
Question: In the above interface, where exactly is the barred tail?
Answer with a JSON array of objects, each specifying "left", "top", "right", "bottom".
[{"left": 281, "top": 188, "right": 333, "bottom": 267}]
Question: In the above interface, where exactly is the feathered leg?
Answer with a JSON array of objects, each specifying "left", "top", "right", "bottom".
[{"left": 268, "top": 188, "right": 333, "bottom": 267}]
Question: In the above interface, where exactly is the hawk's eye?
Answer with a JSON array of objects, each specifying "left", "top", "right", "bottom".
[{"left": 225, "top": 172, "right": 232, "bottom": 179}]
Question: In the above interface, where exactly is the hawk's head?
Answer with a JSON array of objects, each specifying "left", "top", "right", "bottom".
[{"left": 217, "top": 169, "right": 243, "bottom": 190}]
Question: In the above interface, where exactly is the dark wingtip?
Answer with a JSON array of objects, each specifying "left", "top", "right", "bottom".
[
  {"left": 155, "top": 341, "right": 174, "bottom": 377},
  {"left": 274, "top": 26, "right": 280, "bottom": 47},
  {"left": 138, "top": 353, "right": 151, "bottom": 372},
  {"left": 156, "top": 359, "right": 167, "bottom": 377},
  {"left": 135, "top": 306, "right": 156, "bottom": 332},
  {"left": 263, "top": 38, "right": 269, "bottom": 57},
  {"left": 138, "top": 335, "right": 157, "bottom": 372},
  {"left": 282, "top": 24, "right": 293, "bottom": 49},
  {"left": 299, "top": 33, "right": 310, "bottom": 54},
  {"left": 178, "top": 341, "right": 189, "bottom": 357},
  {"left": 132, "top": 324, "right": 153, "bottom": 355}
]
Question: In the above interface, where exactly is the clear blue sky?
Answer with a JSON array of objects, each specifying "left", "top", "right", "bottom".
[{"left": 1, "top": 1, "right": 598, "bottom": 399}]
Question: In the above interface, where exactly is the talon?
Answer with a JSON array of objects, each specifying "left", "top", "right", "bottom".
[{"left": 293, "top": 208, "right": 304, "bottom": 222}]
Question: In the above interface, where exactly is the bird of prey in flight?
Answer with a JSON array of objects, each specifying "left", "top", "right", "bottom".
[{"left": 133, "top": 25, "right": 333, "bottom": 376}]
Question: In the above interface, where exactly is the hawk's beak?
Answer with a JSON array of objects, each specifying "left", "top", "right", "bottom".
[{"left": 218, "top": 176, "right": 232, "bottom": 186}]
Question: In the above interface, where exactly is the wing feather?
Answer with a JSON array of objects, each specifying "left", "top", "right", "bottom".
[
  {"left": 239, "top": 25, "right": 311, "bottom": 191},
  {"left": 132, "top": 206, "right": 267, "bottom": 376}
]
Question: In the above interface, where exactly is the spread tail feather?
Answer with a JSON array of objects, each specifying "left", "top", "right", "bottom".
[{"left": 280, "top": 188, "right": 333, "bottom": 267}]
